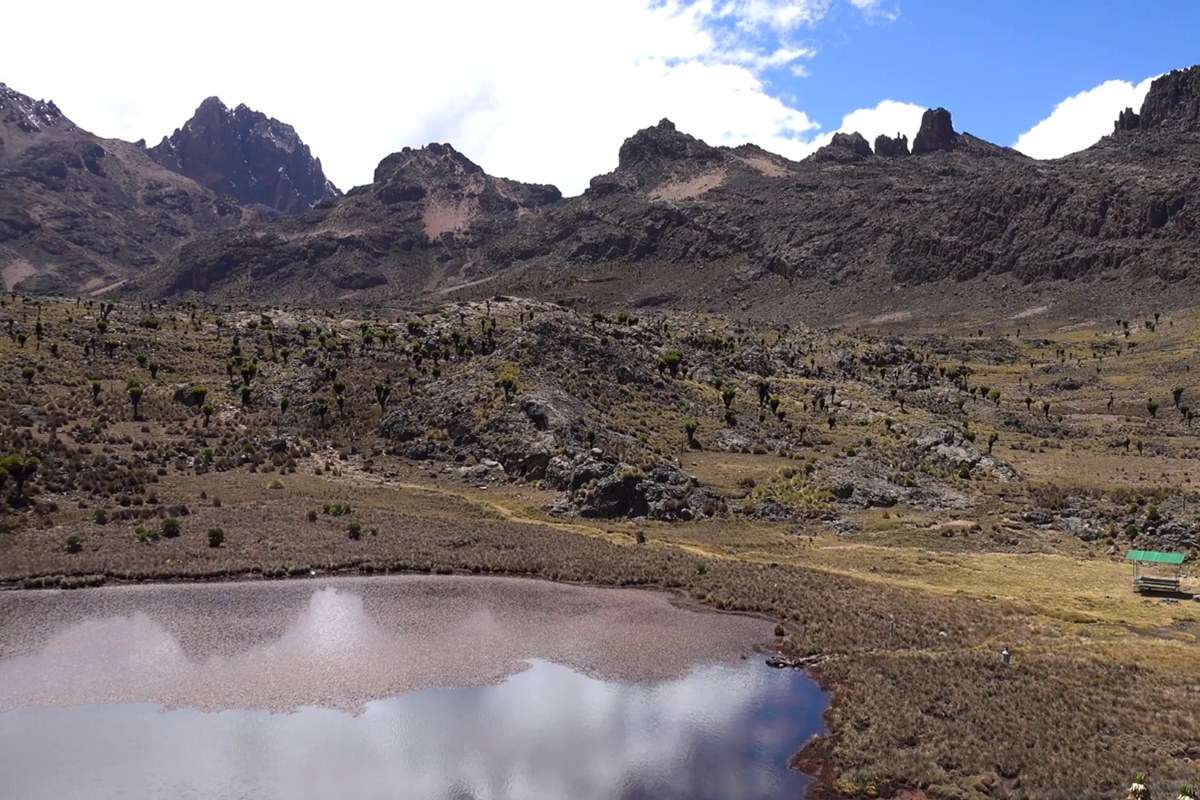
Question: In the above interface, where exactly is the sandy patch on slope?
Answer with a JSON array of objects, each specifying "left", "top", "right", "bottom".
[
  {"left": 2, "top": 259, "right": 36, "bottom": 290},
  {"left": 423, "top": 200, "right": 475, "bottom": 239},
  {"left": 732, "top": 154, "right": 789, "bottom": 178},
  {"left": 650, "top": 169, "right": 727, "bottom": 201}
]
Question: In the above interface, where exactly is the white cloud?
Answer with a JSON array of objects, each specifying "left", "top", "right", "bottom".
[
  {"left": 835, "top": 99, "right": 925, "bottom": 146},
  {"left": 1, "top": 0, "right": 898, "bottom": 195},
  {"left": 1013, "top": 76, "right": 1157, "bottom": 159},
  {"left": 847, "top": 0, "right": 900, "bottom": 21},
  {"left": 785, "top": 98, "right": 923, "bottom": 155},
  {"left": 714, "top": 0, "right": 835, "bottom": 31}
]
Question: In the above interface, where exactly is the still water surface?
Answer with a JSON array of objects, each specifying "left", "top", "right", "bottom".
[{"left": 0, "top": 576, "right": 826, "bottom": 800}]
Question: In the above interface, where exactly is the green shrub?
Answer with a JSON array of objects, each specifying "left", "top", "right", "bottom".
[
  {"left": 161, "top": 517, "right": 181, "bottom": 538},
  {"left": 207, "top": 528, "right": 224, "bottom": 548},
  {"left": 753, "top": 469, "right": 832, "bottom": 514},
  {"left": 65, "top": 534, "right": 82, "bottom": 554}
]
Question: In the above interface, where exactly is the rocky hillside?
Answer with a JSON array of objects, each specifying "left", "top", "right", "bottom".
[
  {"left": 150, "top": 66, "right": 1200, "bottom": 321},
  {"left": 149, "top": 97, "right": 339, "bottom": 214},
  {"left": 6, "top": 65, "right": 1200, "bottom": 320},
  {"left": 146, "top": 142, "right": 561, "bottom": 301},
  {"left": 475, "top": 74, "right": 1198, "bottom": 321},
  {"left": 0, "top": 83, "right": 242, "bottom": 295}
]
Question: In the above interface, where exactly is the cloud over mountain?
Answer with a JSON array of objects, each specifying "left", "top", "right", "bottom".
[
  {"left": 1014, "top": 75, "right": 1157, "bottom": 159},
  {"left": 3, "top": 0, "right": 895, "bottom": 195}
]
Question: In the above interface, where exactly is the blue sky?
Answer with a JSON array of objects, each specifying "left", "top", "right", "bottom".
[
  {"left": 765, "top": 0, "right": 1200, "bottom": 145},
  {"left": 3, "top": 0, "right": 1196, "bottom": 193}
]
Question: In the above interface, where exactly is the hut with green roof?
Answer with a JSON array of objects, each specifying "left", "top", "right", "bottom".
[{"left": 1125, "top": 549, "right": 1185, "bottom": 594}]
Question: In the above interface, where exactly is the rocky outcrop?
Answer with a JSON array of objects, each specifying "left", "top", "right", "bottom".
[
  {"left": 813, "top": 132, "right": 873, "bottom": 163},
  {"left": 372, "top": 142, "right": 560, "bottom": 214},
  {"left": 149, "top": 140, "right": 562, "bottom": 301},
  {"left": 149, "top": 97, "right": 339, "bottom": 213},
  {"left": 1137, "top": 66, "right": 1200, "bottom": 130},
  {"left": 0, "top": 82, "right": 239, "bottom": 293},
  {"left": 0, "top": 83, "right": 73, "bottom": 160},
  {"left": 615, "top": 118, "right": 720, "bottom": 177},
  {"left": 12, "top": 63, "right": 1200, "bottom": 316},
  {"left": 1114, "top": 107, "right": 1141, "bottom": 133},
  {"left": 915, "top": 427, "right": 1020, "bottom": 482},
  {"left": 911, "top": 107, "right": 959, "bottom": 154},
  {"left": 156, "top": 76, "right": 1200, "bottom": 313},
  {"left": 549, "top": 458, "right": 726, "bottom": 520},
  {"left": 874, "top": 133, "right": 910, "bottom": 157},
  {"left": 588, "top": 118, "right": 723, "bottom": 196}
]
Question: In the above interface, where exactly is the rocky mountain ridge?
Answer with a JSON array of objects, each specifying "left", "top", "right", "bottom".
[
  {"left": 148, "top": 96, "right": 339, "bottom": 214},
  {"left": 147, "top": 140, "right": 562, "bottom": 299},
  {"left": 4, "top": 65, "right": 1200, "bottom": 323},
  {"left": 0, "top": 83, "right": 241, "bottom": 294}
]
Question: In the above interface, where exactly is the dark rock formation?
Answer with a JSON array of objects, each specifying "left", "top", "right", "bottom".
[
  {"left": 588, "top": 118, "right": 722, "bottom": 196},
  {"left": 11, "top": 64, "right": 1200, "bottom": 319},
  {"left": 0, "top": 82, "right": 238, "bottom": 293},
  {"left": 1114, "top": 107, "right": 1141, "bottom": 132},
  {"left": 874, "top": 132, "right": 910, "bottom": 157},
  {"left": 813, "top": 132, "right": 873, "bottom": 162},
  {"left": 0, "top": 84, "right": 69, "bottom": 149},
  {"left": 148, "top": 141, "right": 561, "bottom": 301},
  {"left": 615, "top": 118, "right": 720, "bottom": 177},
  {"left": 912, "top": 107, "right": 959, "bottom": 154},
  {"left": 157, "top": 71, "right": 1200, "bottom": 314},
  {"left": 149, "top": 97, "right": 339, "bottom": 213},
  {"left": 1137, "top": 66, "right": 1200, "bottom": 130}
]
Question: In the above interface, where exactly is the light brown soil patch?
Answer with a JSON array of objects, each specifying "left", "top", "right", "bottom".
[{"left": 650, "top": 169, "right": 727, "bottom": 201}]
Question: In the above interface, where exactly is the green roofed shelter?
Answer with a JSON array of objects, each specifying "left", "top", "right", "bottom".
[
  {"left": 1126, "top": 550, "right": 1186, "bottom": 565},
  {"left": 1126, "top": 550, "right": 1185, "bottom": 594}
]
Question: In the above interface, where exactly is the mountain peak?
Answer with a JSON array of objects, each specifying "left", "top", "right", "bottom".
[
  {"left": 197, "top": 96, "right": 228, "bottom": 112},
  {"left": 812, "top": 131, "right": 873, "bottom": 163},
  {"left": 585, "top": 119, "right": 723, "bottom": 197},
  {"left": 149, "top": 98, "right": 338, "bottom": 213},
  {"left": 874, "top": 132, "right": 910, "bottom": 157},
  {"left": 371, "top": 143, "right": 485, "bottom": 189},
  {"left": 617, "top": 118, "right": 720, "bottom": 173},
  {"left": 0, "top": 82, "right": 71, "bottom": 136},
  {"left": 912, "top": 107, "right": 958, "bottom": 154},
  {"left": 1138, "top": 66, "right": 1200, "bottom": 130}
]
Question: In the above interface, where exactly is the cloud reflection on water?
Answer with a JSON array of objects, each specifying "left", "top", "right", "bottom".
[{"left": 0, "top": 582, "right": 825, "bottom": 799}]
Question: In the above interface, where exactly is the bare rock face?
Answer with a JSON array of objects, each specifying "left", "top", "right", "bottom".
[
  {"left": 151, "top": 140, "right": 562, "bottom": 301},
  {"left": 874, "top": 132, "right": 910, "bottom": 157},
  {"left": 153, "top": 59, "right": 1200, "bottom": 315},
  {"left": 1137, "top": 66, "right": 1200, "bottom": 130},
  {"left": 11, "top": 62, "right": 1200, "bottom": 319},
  {"left": 912, "top": 107, "right": 958, "bottom": 154},
  {"left": 0, "top": 84, "right": 71, "bottom": 152},
  {"left": 588, "top": 118, "right": 722, "bottom": 195},
  {"left": 813, "top": 132, "right": 873, "bottom": 162},
  {"left": 0, "top": 82, "right": 239, "bottom": 293},
  {"left": 616, "top": 118, "right": 720, "bottom": 174},
  {"left": 1114, "top": 107, "right": 1141, "bottom": 132},
  {"left": 373, "top": 143, "right": 560, "bottom": 212},
  {"left": 149, "top": 97, "right": 339, "bottom": 214}
]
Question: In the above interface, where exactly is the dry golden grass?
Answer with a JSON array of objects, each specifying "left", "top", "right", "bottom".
[{"left": 4, "top": 295, "right": 1200, "bottom": 799}]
